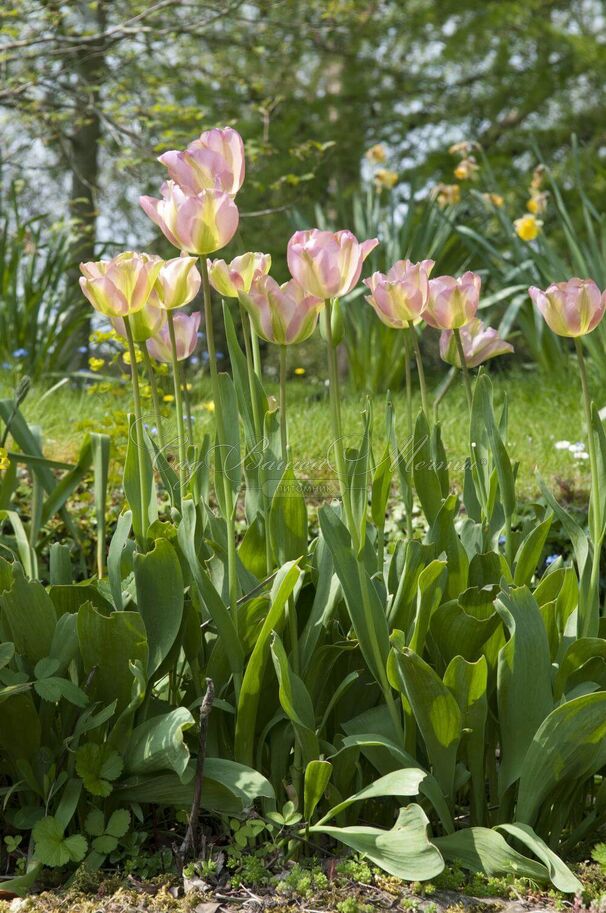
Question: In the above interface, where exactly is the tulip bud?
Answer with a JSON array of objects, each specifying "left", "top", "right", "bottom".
[
  {"left": 158, "top": 127, "right": 245, "bottom": 197},
  {"left": 238, "top": 275, "right": 323, "bottom": 345},
  {"left": 364, "top": 259, "right": 434, "bottom": 328},
  {"left": 208, "top": 252, "right": 271, "bottom": 298},
  {"left": 424, "top": 272, "right": 481, "bottom": 330},
  {"left": 151, "top": 256, "right": 201, "bottom": 310},
  {"left": 79, "top": 251, "right": 163, "bottom": 318},
  {"left": 112, "top": 301, "right": 166, "bottom": 343},
  {"left": 529, "top": 279, "right": 606, "bottom": 337},
  {"left": 146, "top": 312, "right": 201, "bottom": 363},
  {"left": 139, "top": 181, "right": 239, "bottom": 256},
  {"left": 287, "top": 229, "right": 379, "bottom": 300},
  {"left": 440, "top": 318, "right": 513, "bottom": 368}
]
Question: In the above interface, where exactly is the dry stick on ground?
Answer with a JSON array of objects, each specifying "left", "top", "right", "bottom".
[{"left": 179, "top": 677, "right": 215, "bottom": 863}]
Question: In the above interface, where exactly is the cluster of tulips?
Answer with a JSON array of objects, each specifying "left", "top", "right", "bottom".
[{"left": 78, "top": 125, "right": 606, "bottom": 552}]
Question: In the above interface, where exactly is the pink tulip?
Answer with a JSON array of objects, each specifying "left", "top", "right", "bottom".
[
  {"left": 424, "top": 271, "right": 481, "bottom": 330},
  {"left": 112, "top": 301, "right": 166, "bottom": 343},
  {"left": 287, "top": 229, "right": 379, "bottom": 299},
  {"left": 208, "top": 252, "right": 271, "bottom": 298},
  {"left": 139, "top": 181, "right": 239, "bottom": 256},
  {"left": 440, "top": 318, "right": 514, "bottom": 368},
  {"left": 147, "top": 311, "right": 201, "bottom": 363},
  {"left": 150, "top": 256, "right": 201, "bottom": 310},
  {"left": 529, "top": 279, "right": 606, "bottom": 337},
  {"left": 238, "top": 274, "right": 323, "bottom": 345},
  {"left": 363, "top": 259, "right": 435, "bottom": 328},
  {"left": 158, "top": 127, "right": 245, "bottom": 197},
  {"left": 79, "top": 251, "right": 163, "bottom": 318}
]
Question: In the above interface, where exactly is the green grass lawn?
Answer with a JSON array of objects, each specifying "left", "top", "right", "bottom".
[{"left": 1, "top": 365, "right": 592, "bottom": 500}]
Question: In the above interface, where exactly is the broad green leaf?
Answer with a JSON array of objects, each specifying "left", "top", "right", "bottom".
[
  {"left": 413, "top": 411, "right": 443, "bottom": 524},
  {"left": 319, "top": 506, "right": 390, "bottom": 691},
  {"left": 77, "top": 601, "right": 148, "bottom": 713},
  {"left": 316, "top": 768, "right": 427, "bottom": 824},
  {"left": 0, "top": 563, "right": 56, "bottom": 664},
  {"left": 311, "top": 804, "right": 444, "bottom": 881},
  {"left": 389, "top": 647, "right": 461, "bottom": 801},
  {"left": 134, "top": 538, "right": 184, "bottom": 678},
  {"left": 269, "top": 464, "right": 308, "bottom": 564},
  {"left": 495, "top": 585, "right": 553, "bottom": 794},
  {"left": 434, "top": 827, "right": 549, "bottom": 881},
  {"left": 123, "top": 415, "right": 157, "bottom": 544},
  {"left": 126, "top": 707, "right": 195, "bottom": 780},
  {"left": 513, "top": 513, "right": 553, "bottom": 586},
  {"left": 107, "top": 510, "right": 132, "bottom": 611},
  {"left": 555, "top": 637, "right": 606, "bottom": 699},
  {"left": 517, "top": 691, "right": 606, "bottom": 825},
  {"left": 444, "top": 656, "right": 488, "bottom": 825},
  {"left": 496, "top": 823, "right": 582, "bottom": 893},
  {"left": 303, "top": 760, "right": 333, "bottom": 822},
  {"left": 214, "top": 372, "right": 241, "bottom": 519},
  {"left": 408, "top": 559, "right": 447, "bottom": 654},
  {"left": 270, "top": 632, "right": 319, "bottom": 765},
  {"left": 234, "top": 561, "right": 301, "bottom": 767}
]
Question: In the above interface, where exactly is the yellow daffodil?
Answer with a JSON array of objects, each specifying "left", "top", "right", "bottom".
[
  {"left": 482, "top": 193, "right": 504, "bottom": 207},
  {"left": 454, "top": 158, "right": 479, "bottom": 181},
  {"left": 514, "top": 214, "right": 542, "bottom": 242},
  {"left": 163, "top": 393, "right": 175, "bottom": 403},
  {"left": 527, "top": 191, "right": 548, "bottom": 215},
  {"left": 374, "top": 168, "right": 398, "bottom": 190},
  {"left": 434, "top": 183, "right": 461, "bottom": 207},
  {"left": 294, "top": 367, "right": 306, "bottom": 376},
  {"left": 202, "top": 400, "right": 215, "bottom": 413},
  {"left": 365, "top": 143, "right": 387, "bottom": 163}
]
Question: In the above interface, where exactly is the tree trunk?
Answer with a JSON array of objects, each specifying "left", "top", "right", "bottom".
[{"left": 65, "top": 1, "right": 107, "bottom": 366}]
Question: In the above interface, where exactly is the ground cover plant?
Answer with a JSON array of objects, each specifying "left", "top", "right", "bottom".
[{"left": 2, "top": 126, "right": 606, "bottom": 904}]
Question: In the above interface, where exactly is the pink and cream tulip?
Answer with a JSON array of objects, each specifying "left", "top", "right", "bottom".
[
  {"left": 440, "top": 317, "right": 513, "bottom": 368},
  {"left": 529, "top": 279, "right": 606, "bottom": 337},
  {"left": 158, "top": 127, "right": 245, "bottom": 197},
  {"left": 147, "top": 311, "right": 201, "bottom": 363},
  {"left": 79, "top": 251, "right": 163, "bottom": 318},
  {"left": 363, "top": 259, "right": 434, "bottom": 328},
  {"left": 139, "top": 181, "right": 239, "bottom": 256},
  {"left": 287, "top": 229, "right": 379, "bottom": 300},
  {"left": 425, "top": 271, "right": 481, "bottom": 330},
  {"left": 208, "top": 252, "right": 271, "bottom": 298},
  {"left": 151, "top": 256, "right": 201, "bottom": 310},
  {"left": 238, "top": 275, "right": 323, "bottom": 345},
  {"left": 111, "top": 301, "right": 166, "bottom": 343}
]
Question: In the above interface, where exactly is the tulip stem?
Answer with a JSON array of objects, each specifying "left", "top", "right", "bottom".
[
  {"left": 453, "top": 328, "right": 473, "bottom": 411},
  {"left": 407, "top": 322, "right": 430, "bottom": 418},
  {"left": 404, "top": 329, "right": 413, "bottom": 443},
  {"left": 575, "top": 338, "right": 602, "bottom": 633},
  {"left": 123, "top": 316, "right": 150, "bottom": 547},
  {"left": 140, "top": 343, "right": 165, "bottom": 450},
  {"left": 279, "top": 345, "right": 288, "bottom": 464},
  {"left": 201, "top": 257, "right": 239, "bottom": 619},
  {"left": 249, "top": 317, "right": 263, "bottom": 379},
  {"left": 167, "top": 311, "right": 188, "bottom": 500},
  {"left": 323, "top": 300, "right": 355, "bottom": 539}
]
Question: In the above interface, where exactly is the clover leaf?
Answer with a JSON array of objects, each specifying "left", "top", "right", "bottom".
[{"left": 32, "top": 816, "right": 87, "bottom": 868}]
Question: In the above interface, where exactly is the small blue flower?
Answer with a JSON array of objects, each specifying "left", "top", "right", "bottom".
[
  {"left": 151, "top": 426, "right": 158, "bottom": 436},
  {"left": 12, "top": 348, "right": 28, "bottom": 358},
  {"left": 202, "top": 352, "right": 210, "bottom": 363},
  {"left": 216, "top": 351, "right": 225, "bottom": 359},
  {"left": 545, "top": 554, "right": 559, "bottom": 566},
  {"left": 78, "top": 345, "right": 88, "bottom": 354},
  {"left": 498, "top": 535, "right": 506, "bottom": 546}
]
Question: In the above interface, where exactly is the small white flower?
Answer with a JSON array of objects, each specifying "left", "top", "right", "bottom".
[
  {"left": 569, "top": 442, "right": 586, "bottom": 453},
  {"left": 555, "top": 440, "right": 571, "bottom": 450},
  {"left": 575, "top": 451, "right": 589, "bottom": 460}
]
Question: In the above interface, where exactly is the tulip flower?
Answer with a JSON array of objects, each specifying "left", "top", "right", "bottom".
[
  {"left": 147, "top": 311, "right": 201, "bottom": 363},
  {"left": 529, "top": 279, "right": 606, "bottom": 337},
  {"left": 363, "top": 259, "right": 435, "bottom": 328},
  {"left": 139, "top": 181, "right": 239, "bottom": 256},
  {"left": 158, "top": 126, "right": 245, "bottom": 197},
  {"left": 208, "top": 252, "right": 271, "bottom": 298},
  {"left": 111, "top": 301, "right": 166, "bottom": 343},
  {"left": 79, "top": 251, "right": 163, "bottom": 318},
  {"left": 150, "top": 256, "right": 201, "bottom": 310},
  {"left": 424, "top": 272, "right": 481, "bottom": 330},
  {"left": 287, "top": 229, "right": 379, "bottom": 300},
  {"left": 440, "top": 318, "right": 513, "bottom": 368},
  {"left": 238, "top": 274, "right": 323, "bottom": 345}
]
